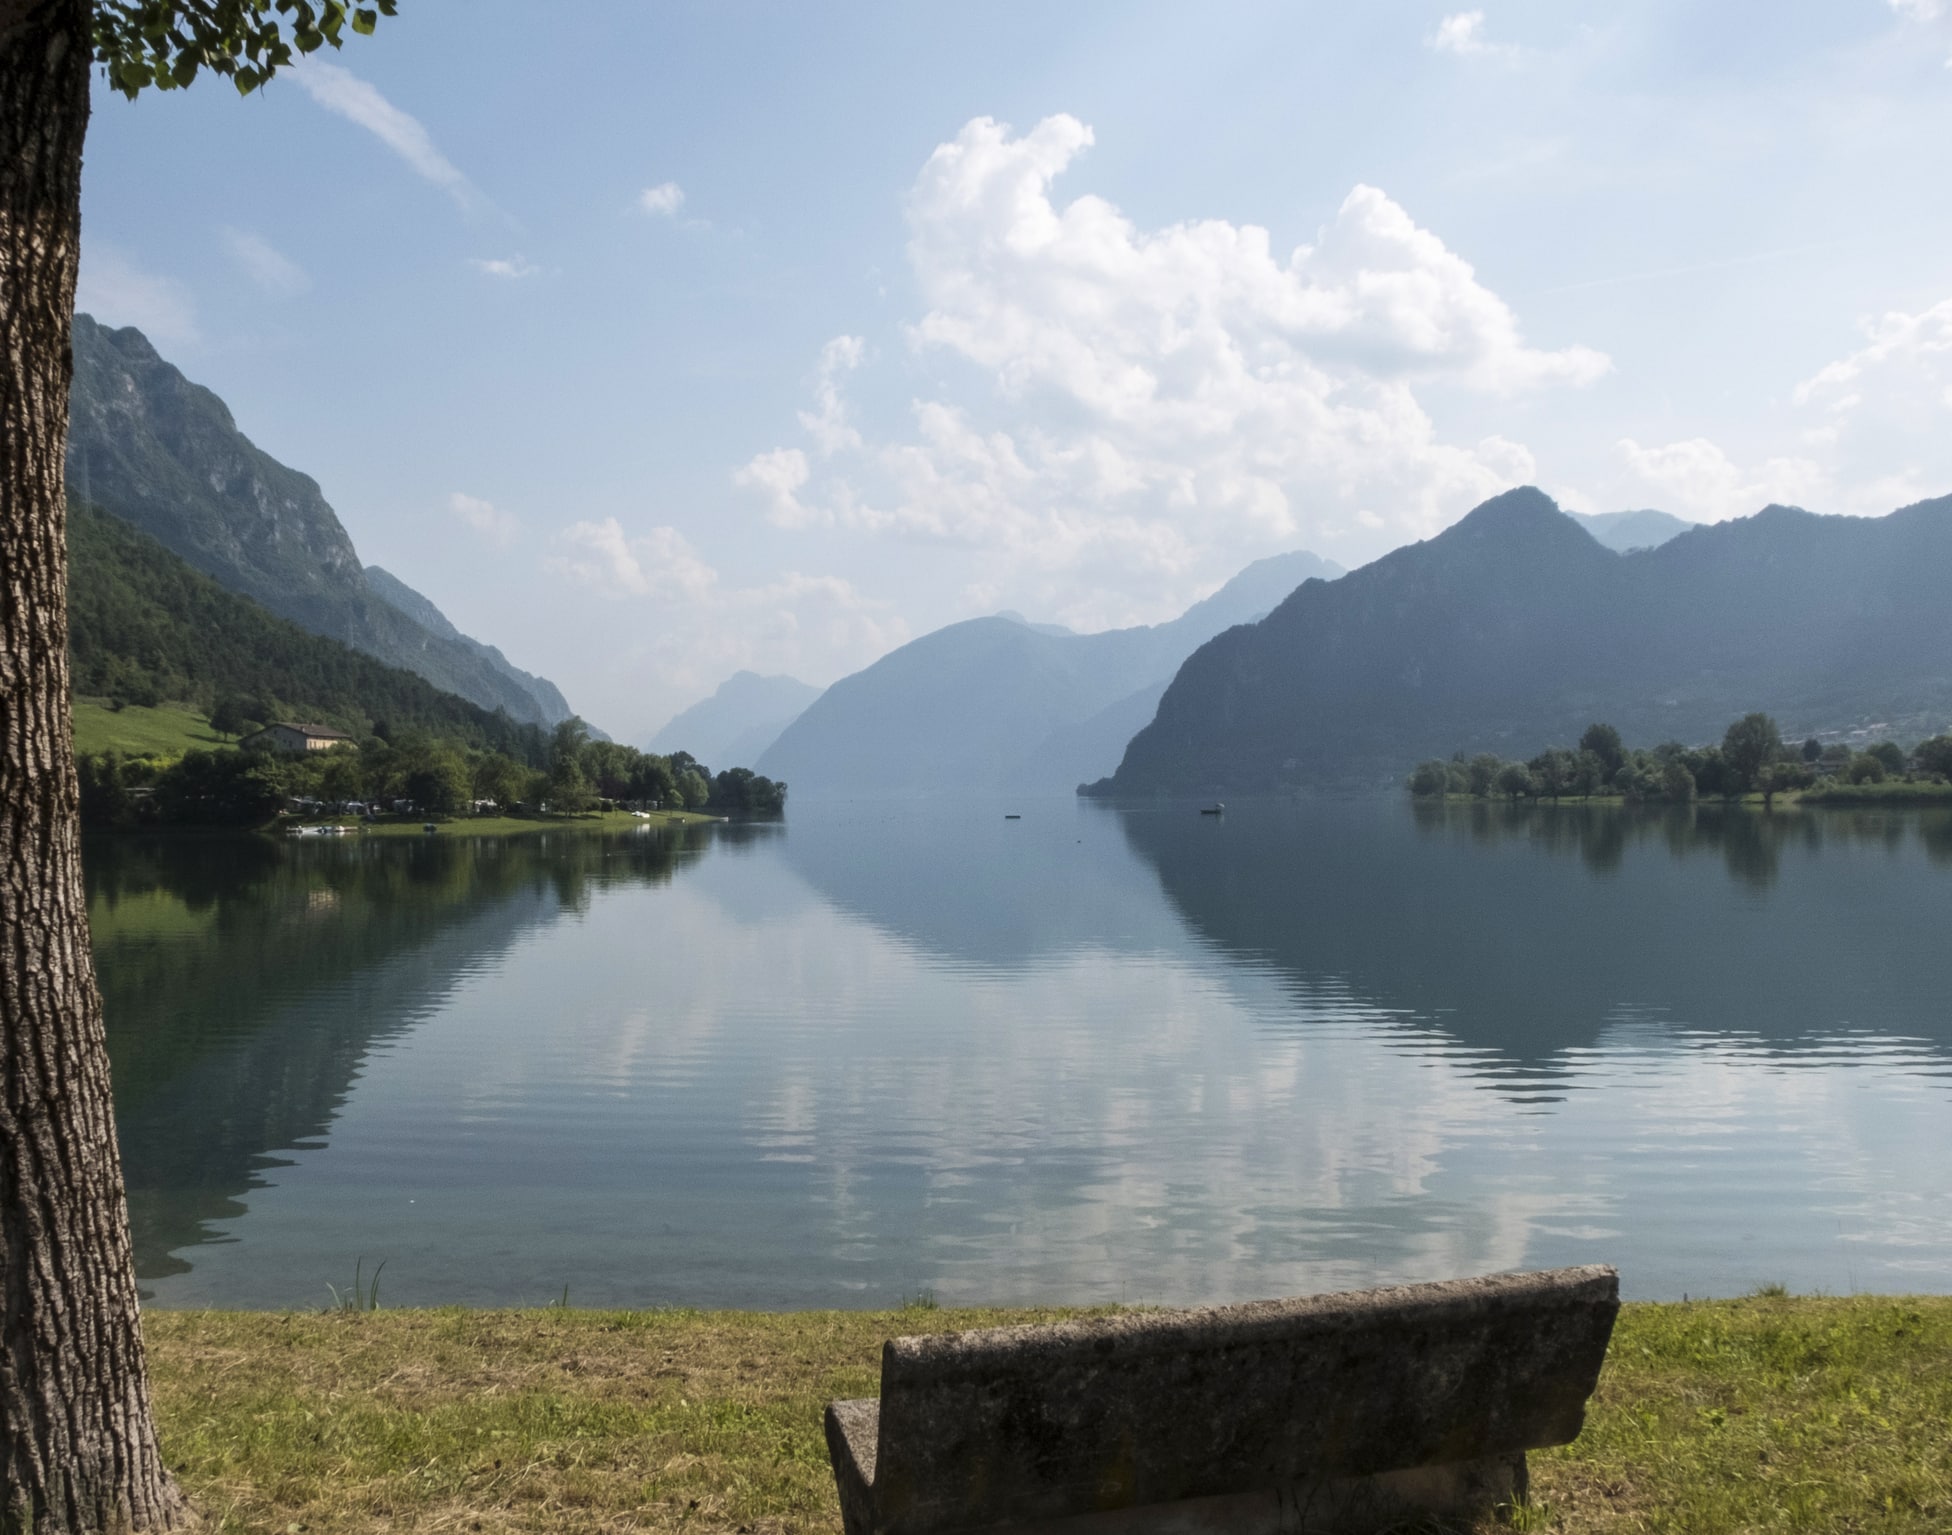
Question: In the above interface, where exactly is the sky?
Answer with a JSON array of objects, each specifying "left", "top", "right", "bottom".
[{"left": 75, "top": 0, "right": 1952, "bottom": 742}]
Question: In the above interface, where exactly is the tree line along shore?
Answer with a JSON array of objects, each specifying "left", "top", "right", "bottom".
[
  {"left": 76, "top": 715, "right": 787, "bottom": 831},
  {"left": 1411, "top": 713, "right": 1952, "bottom": 808},
  {"left": 142, "top": 1290, "right": 1952, "bottom": 1535}
]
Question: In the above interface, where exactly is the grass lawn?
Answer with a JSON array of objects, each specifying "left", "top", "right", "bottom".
[
  {"left": 145, "top": 1292, "right": 1952, "bottom": 1534},
  {"left": 72, "top": 695, "right": 227, "bottom": 757}
]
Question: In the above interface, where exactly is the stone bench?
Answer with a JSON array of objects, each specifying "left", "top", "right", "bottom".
[{"left": 825, "top": 1265, "right": 1618, "bottom": 1535}]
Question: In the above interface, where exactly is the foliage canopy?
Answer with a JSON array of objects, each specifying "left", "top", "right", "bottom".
[{"left": 93, "top": 0, "right": 398, "bottom": 97}]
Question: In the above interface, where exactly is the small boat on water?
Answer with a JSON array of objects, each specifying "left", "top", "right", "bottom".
[
  {"left": 1200, "top": 802, "right": 1225, "bottom": 816},
  {"left": 1004, "top": 814, "right": 1022, "bottom": 820}
]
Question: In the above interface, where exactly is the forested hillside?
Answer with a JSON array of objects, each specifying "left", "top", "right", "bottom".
[
  {"left": 68, "top": 500, "right": 549, "bottom": 760},
  {"left": 66, "top": 315, "right": 573, "bottom": 726}
]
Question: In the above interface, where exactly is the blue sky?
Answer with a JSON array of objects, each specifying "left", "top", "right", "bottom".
[{"left": 76, "top": 1, "right": 1952, "bottom": 741}]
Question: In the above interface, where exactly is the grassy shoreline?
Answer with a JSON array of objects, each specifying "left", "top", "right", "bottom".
[
  {"left": 147, "top": 1293, "right": 1952, "bottom": 1533},
  {"left": 82, "top": 809, "right": 730, "bottom": 840},
  {"left": 290, "top": 809, "right": 728, "bottom": 838},
  {"left": 1420, "top": 785, "right": 1952, "bottom": 808}
]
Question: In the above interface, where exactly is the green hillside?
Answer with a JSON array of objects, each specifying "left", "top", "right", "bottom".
[
  {"left": 67, "top": 499, "right": 548, "bottom": 762},
  {"left": 67, "top": 315, "right": 572, "bottom": 726},
  {"left": 71, "top": 698, "right": 225, "bottom": 758}
]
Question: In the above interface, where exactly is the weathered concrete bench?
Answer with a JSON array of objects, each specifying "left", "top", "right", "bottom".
[{"left": 826, "top": 1266, "right": 1618, "bottom": 1535}]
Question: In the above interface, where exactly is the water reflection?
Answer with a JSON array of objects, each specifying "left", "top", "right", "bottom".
[
  {"left": 89, "top": 800, "right": 1952, "bottom": 1308},
  {"left": 1110, "top": 798, "right": 1952, "bottom": 1067},
  {"left": 91, "top": 827, "right": 716, "bottom": 1289},
  {"left": 1408, "top": 797, "right": 1952, "bottom": 887}
]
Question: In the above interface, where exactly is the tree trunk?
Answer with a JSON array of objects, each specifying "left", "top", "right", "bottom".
[{"left": 0, "top": 1, "right": 186, "bottom": 1529}]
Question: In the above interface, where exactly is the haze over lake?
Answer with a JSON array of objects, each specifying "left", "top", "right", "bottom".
[{"left": 93, "top": 800, "right": 1952, "bottom": 1311}]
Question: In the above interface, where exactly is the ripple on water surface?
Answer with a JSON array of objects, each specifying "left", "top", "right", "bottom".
[{"left": 88, "top": 799, "right": 1952, "bottom": 1308}]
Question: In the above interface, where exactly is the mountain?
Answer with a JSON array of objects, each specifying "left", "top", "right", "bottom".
[
  {"left": 1569, "top": 508, "right": 1694, "bottom": 552},
  {"left": 756, "top": 549, "right": 1343, "bottom": 795},
  {"left": 1094, "top": 487, "right": 1952, "bottom": 796},
  {"left": 67, "top": 500, "right": 549, "bottom": 757},
  {"left": 65, "top": 314, "right": 575, "bottom": 728},
  {"left": 362, "top": 565, "right": 574, "bottom": 725},
  {"left": 648, "top": 671, "right": 823, "bottom": 768}
]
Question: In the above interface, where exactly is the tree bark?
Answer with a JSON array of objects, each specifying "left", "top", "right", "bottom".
[{"left": 0, "top": 1, "right": 186, "bottom": 1529}]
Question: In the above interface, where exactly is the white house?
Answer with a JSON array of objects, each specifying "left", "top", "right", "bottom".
[{"left": 239, "top": 722, "right": 358, "bottom": 755}]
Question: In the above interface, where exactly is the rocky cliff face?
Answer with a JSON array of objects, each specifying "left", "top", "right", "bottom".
[{"left": 67, "top": 315, "right": 575, "bottom": 728}]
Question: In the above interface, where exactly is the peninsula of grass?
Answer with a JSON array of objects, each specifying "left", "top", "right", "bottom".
[
  {"left": 144, "top": 1291, "right": 1952, "bottom": 1534},
  {"left": 286, "top": 808, "right": 726, "bottom": 839}
]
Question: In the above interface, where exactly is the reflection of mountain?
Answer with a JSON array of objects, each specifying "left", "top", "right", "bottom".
[
  {"left": 773, "top": 796, "right": 1952, "bottom": 1071},
  {"left": 88, "top": 828, "right": 713, "bottom": 1284},
  {"left": 774, "top": 799, "right": 1189, "bottom": 968},
  {"left": 1108, "top": 798, "right": 1952, "bottom": 1066}
]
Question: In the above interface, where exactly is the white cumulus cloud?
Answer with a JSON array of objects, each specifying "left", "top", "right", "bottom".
[
  {"left": 1794, "top": 298, "right": 1952, "bottom": 415},
  {"left": 550, "top": 519, "right": 719, "bottom": 601},
  {"left": 221, "top": 228, "right": 310, "bottom": 297},
  {"left": 1616, "top": 438, "right": 1828, "bottom": 521},
  {"left": 548, "top": 518, "right": 907, "bottom": 698},
  {"left": 735, "top": 114, "right": 1605, "bottom": 623},
  {"left": 289, "top": 61, "right": 479, "bottom": 210},
  {"left": 448, "top": 492, "right": 519, "bottom": 548},
  {"left": 469, "top": 256, "right": 539, "bottom": 280},
  {"left": 1885, "top": 0, "right": 1952, "bottom": 64},
  {"left": 1426, "top": 10, "right": 1521, "bottom": 59},
  {"left": 640, "top": 182, "right": 686, "bottom": 217},
  {"left": 1618, "top": 292, "right": 1952, "bottom": 523},
  {"left": 798, "top": 336, "right": 866, "bottom": 455},
  {"left": 735, "top": 448, "right": 816, "bottom": 528}
]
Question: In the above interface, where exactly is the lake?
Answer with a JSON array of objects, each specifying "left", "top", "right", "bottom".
[{"left": 89, "top": 797, "right": 1952, "bottom": 1310}]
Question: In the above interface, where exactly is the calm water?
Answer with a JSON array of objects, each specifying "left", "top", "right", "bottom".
[{"left": 88, "top": 798, "right": 1952, "bottom": 1310}]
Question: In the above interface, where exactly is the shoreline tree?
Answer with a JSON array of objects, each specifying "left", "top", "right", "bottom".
[
  {"left": 1406, "top": 711, "right": 1946, "bottom": 805},
  {"left": 1, "top": 4, "right": 397, "bottom": 1528}
]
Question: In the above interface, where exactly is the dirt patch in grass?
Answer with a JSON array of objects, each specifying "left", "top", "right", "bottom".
[{"left": 146, "top": 1294, "right": 1952, "bottom": 1534}]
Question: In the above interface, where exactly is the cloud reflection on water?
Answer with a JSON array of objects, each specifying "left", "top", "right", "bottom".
[{"left": 94, "top": 800, "right": 1952, "bottom": 1308}]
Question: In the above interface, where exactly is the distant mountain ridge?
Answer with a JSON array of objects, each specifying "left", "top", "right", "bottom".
[
  {"left": 648, "top": 671, "right": 824, "bottom": 768},
  {"left": 1094, "top": 487, "right": 1952, "bottom": 795},
  {"left": 362, "top": 565, "right": 573, "bottom": 723},
  {"left": 757, "top": 548, "right": 1344, "bottom": 795},
  {"left": 66, "top": 314, "right": 575, "bottom": 729},
  {"left": 1568, "top": 508, "right": 1694, "bottom": 552}
]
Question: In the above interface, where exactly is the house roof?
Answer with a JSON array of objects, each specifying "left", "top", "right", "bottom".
[{"left": 252, "top": 721, "right": 355, "bottom": 741}]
